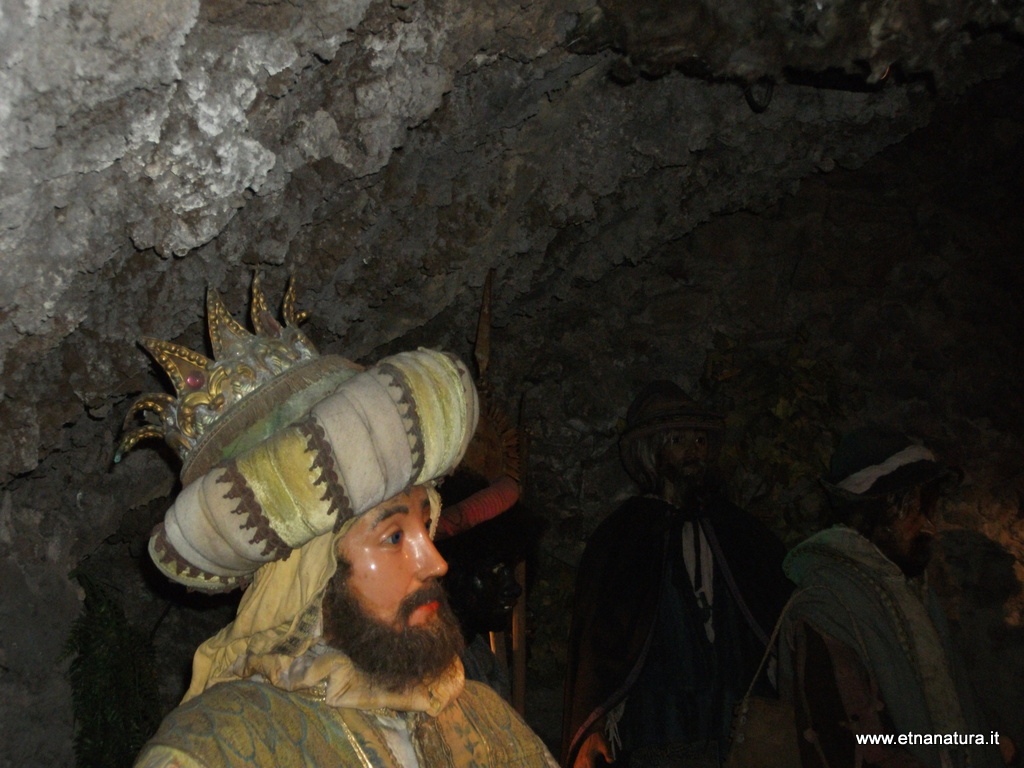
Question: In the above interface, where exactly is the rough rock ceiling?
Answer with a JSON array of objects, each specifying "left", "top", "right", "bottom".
[
  {"left": 1, "top": 0, "right": 1021, "bottom": 484},
  {"left": 1, "top": 0, "right": 1023, "bottom": 763},
  {"left": 572, "top": 0, "right": 1022, "bottom": 87}
]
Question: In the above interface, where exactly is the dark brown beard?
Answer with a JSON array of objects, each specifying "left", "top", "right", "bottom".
[
  {"left": 875, "top": 528, "right": 934, "bottom": 578},
  {"left": 320, "top": 561, "right": 465, "bottom": 693}
]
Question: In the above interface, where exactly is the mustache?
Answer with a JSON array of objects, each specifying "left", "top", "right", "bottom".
[{"left": 397, "top": 580, "right": 448, "bottom": 622}]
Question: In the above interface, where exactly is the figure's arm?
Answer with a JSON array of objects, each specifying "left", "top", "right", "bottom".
[
  {"left": 794, "top": 622, "right": 931, "bottom": 768},
  {"left": 572, "top": 729, "right": 614, "bottom": 768},
  {"left": 570, "top": 697, "right": 626, "bottom": 768}
]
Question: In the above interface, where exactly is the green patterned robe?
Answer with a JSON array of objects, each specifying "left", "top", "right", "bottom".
[{"left": 136, "top": 678, "right": 556, "bottom": 768}]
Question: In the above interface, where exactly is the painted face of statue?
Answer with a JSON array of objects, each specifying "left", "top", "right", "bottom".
[
  {"left": 873, "top": 485, "right": 939, "bottom": 578},
  {"left": 322, "top": 485, "right": 465, "bottom": 691},
  {"left": 336, "top": 485, "right": 448, "bottom": 627},
  {"left": 655, "top": 428, "right": 710, "bottom": 501}
]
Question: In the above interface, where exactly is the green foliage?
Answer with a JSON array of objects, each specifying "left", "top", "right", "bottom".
[
  {"left": 702, "top": 329, "right": 862, "bottom": 544},
  {"left": 62, "top": 573, "right": 162, "bottom": 768}
]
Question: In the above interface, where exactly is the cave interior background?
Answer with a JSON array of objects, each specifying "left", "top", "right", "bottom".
[{"left": 1, "top": 0, "right": 1023, "bottom": 764}]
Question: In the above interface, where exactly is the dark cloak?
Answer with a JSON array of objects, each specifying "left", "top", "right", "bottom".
[{"left": 560, "top": 495, "right": 792, "bottom": 766}]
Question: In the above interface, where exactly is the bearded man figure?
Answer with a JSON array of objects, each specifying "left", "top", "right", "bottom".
[
  {"left": 122, "top": 276, "right": 557, "bottom": 768},
  {"left": 561, "top": 381, "right": 792, "bottom": 768},
  {"left": 779, "top": 427, "right": 1007, "bottom": 768},
  {"left": 319, "top": 488, "right": 467, "bottom": 697}
]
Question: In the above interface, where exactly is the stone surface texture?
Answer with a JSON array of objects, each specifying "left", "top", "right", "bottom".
[{"left": 1, "top": 0, "right": 1023, "bottom": 763}]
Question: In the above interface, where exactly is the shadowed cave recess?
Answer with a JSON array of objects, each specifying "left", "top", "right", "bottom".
[{"left": 1, "top": 0, "right": 1023, "bottom": 764}]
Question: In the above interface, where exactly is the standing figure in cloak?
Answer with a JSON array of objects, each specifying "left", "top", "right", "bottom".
[
  {"left": 561, "top": 381, "right": 792, "bottom": 768},
  {"left": 778, "top": 427, "right": 1009, "bottom": 768}
]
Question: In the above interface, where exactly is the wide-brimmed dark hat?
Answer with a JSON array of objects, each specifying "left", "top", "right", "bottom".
[
  {"left": 822, "top": 426, "right": 952, "bottom": 502},
  {"left": 619, "top": 381, "right": 723, "bottom": 485}
]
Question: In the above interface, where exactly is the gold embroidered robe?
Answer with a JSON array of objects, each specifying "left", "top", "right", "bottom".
[{"left": 136, "top": 678, "right": 556, "bottom": 768}]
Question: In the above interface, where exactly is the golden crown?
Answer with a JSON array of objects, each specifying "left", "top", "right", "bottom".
[{"left": 116, "top": 274, "right": 317, "bottom": 465}]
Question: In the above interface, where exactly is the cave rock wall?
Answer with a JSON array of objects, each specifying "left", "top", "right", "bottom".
[{"left": 2, "top": 0, "right": 1023, "bottom": 763}]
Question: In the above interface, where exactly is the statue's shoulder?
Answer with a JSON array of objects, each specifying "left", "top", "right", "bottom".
[
  {"left": 445, "top": 681, "right": 556, "bottom": 765},
  {"left": 601, "top": 495, "right": 673, "bottom": 528},
  {"left": 458, "top": 678, "right": 512, "bottom": 709},
  {"left": 137, "top": 681, "right": 345, "bottom": 768},
  {"left": 134, "top": 744, "right": 207, "bottom": 768},
  {"left": 172, "top": 679, "right": 314, "bottom": 720}
]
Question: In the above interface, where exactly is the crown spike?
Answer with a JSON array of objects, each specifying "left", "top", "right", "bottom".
[
  {"left": 114, "top": 425, "right": 167, "bottom": 463},
  {"left": 251, "top": 273, "right": 283, "bottom": 338},
  {"left": 122, "top": 394, "right": 176, "bottom": 428},
  {"left": 207, "top": 289, "right": 252, "bottom": 359},
  {"left": 140, "top": 338, "right": 212, "bottom": 396},
  {"left": 282, "top": 276, "right": 309, "bottom": 326}
]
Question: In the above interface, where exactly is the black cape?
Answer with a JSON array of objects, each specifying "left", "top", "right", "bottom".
[{"left": 560, "top": 495, "right": 792, "bottom": 766}]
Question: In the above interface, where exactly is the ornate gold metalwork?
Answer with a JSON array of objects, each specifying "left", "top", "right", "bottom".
[{"left": 116, "top": 274, "right": 317, "bottom": 464}]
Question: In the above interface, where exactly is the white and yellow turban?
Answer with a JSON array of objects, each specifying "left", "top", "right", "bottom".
[
  {"left": 150, "top": 348, "right": 479, "bottom": 592},
  {"left": 119, "top": 277, "right": 478, "bottom": 593}
]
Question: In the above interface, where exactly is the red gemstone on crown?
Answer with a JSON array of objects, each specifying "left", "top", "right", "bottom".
[{"left": 186, "top": 372, "right": 205, "bottom": 389}]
